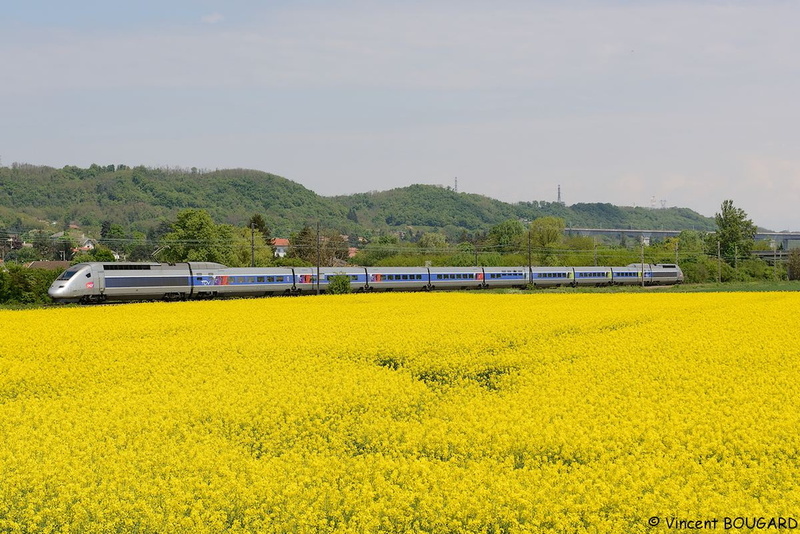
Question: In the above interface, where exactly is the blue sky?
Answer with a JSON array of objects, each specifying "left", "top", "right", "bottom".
[{"left": 2, "top": 1, "right": 799, "bottom": 230}]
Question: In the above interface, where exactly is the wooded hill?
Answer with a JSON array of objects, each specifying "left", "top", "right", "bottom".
[{"left": 0, "top": 163, "right": 715, "bottom": 240}]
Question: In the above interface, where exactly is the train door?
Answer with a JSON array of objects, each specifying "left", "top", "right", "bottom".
[{"left": 94, "top": 265, "right": 106, "bottom": 294}]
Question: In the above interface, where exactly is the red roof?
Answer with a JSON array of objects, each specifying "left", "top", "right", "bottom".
[{"left": 273, "top": 238, "right": 290, "bottom": 247}]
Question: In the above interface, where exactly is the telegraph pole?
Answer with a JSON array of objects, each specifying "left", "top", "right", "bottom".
[
  {"left": 717, "top": 240, "right": 721, "bottom": 284},
  {"left": 773, "top": 240, "right": 778, "bottom": 281},
  {"left": 640, "top": 238, "right": 645, "bottom": 288},
  {"left": 250, "top": 222, "right": 256, "bottom": 267},
  {"left": 316, "top": 221, "right": 321, "bottom": 295},
  {"left": 527, "top": 226, "right": 532, "bottom": 269}
]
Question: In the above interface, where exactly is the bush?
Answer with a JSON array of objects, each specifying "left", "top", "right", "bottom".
[
  {"left": 327, "top": 274, "right": 352, "bottom": 295},
  {"left": 789, "top": 249, "right": 800, "bottom": 281},
  {"left": 0, "top": 264, "right": 60, "bottom": 304}
]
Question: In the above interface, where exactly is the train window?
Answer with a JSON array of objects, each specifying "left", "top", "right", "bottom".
[
  {"left": 57, "top": 268, "right": 81, "bottom": 281},
  {"left": 402, "top": 275, "right": 408, "bottom": 280}
]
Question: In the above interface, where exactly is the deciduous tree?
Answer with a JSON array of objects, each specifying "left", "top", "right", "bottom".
[
  {"left": 160, "top": 209, "right": 232, "bottom": 264},
  {"left": 707, "top": 200, "right": 756, "bottom": 264}
]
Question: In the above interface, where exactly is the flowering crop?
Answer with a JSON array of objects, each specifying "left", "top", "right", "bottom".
[{"left": 1, "top": 292, "right": 800, "bottom": 533}]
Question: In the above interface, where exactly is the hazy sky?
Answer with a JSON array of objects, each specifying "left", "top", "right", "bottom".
[{"left": 2, "top": 1, "right": 799, "bottom": 230}]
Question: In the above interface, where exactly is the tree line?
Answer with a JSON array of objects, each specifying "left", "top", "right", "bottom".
[{"left": 2, "top": 200, "right": 799, "bottom": 305}]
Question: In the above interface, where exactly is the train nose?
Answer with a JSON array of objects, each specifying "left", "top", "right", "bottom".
[{"left": 48, "top": 282, "right": 72, "bottom": 300}]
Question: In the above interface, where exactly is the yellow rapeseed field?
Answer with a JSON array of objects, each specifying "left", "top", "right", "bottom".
[{"left": 1, "top": 292, "right": 800, "bottom": 533}]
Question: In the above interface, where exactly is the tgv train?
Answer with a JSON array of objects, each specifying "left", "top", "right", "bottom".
[{"left": 48, "top": 262, "right": 684, "bottom": 303}]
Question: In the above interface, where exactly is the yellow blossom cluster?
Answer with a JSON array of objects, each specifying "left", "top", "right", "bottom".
[{"left": 2, "top": 292, "right": 800, "bottom": 533}]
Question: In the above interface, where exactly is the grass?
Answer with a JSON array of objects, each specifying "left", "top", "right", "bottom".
[{"left": 495, "top": 279, "right": 800, "bottom": 294}]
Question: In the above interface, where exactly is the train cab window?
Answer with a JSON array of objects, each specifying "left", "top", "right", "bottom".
[{"left": 57, "top": 268, "right": 81, "bottom": 281}]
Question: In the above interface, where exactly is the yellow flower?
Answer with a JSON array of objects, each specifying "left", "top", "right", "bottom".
[{"left": 1, "top": 292, "right": 799, "bottom": 532}]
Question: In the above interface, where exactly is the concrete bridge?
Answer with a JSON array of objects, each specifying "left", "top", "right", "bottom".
[{"left": 567, "top": 228, "right": 800, "bottom": 250}]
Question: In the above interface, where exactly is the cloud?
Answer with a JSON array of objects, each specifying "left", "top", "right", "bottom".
[
  {"left": 2, "top": 1, "right": 800, "bottom": 229},
  {"left": 3, "top": 2, "right": 799, "bottom": 94},
  {"left": 201, "top": 13, "right": 224, "bottom": 24}
]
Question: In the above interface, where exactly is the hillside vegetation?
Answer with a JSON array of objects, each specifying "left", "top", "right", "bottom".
[{"left": 0, "top": 163, "right": 714, "bottom": 239}]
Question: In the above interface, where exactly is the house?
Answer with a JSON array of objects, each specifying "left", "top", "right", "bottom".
[
  {"left": 273, "top": 238, "right": 289, "bottom": 258},
  {"left": 72, "top": 236, "right": 97, "bottom": 254}
]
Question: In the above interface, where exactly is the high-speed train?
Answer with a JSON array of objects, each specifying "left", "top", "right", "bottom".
[{"left": 48, "top": 262, "right": 684, "bottom": 303}]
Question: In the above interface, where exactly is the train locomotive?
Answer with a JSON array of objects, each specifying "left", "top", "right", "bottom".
[{"left": 48, "top": 262, "right": 684, "bottom": 304}]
